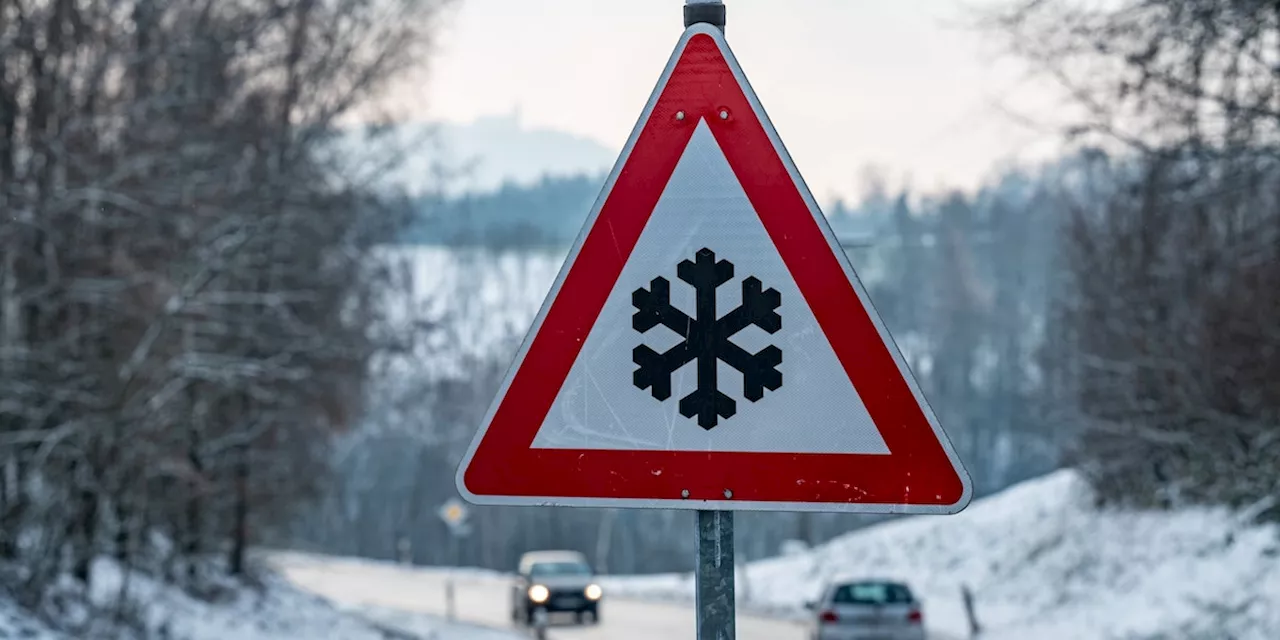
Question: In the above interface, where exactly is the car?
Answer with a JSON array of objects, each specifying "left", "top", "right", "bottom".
[
  {"left": 510, "top": 550, "right": 603, "bottom": 626},
  {"left": 804, "top": 579, "right": 926, "bottom": 640}
]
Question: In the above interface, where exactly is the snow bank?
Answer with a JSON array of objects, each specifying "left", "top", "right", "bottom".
[
  {"left": 76, "top": 558, "right": 407, "bottom": 640},
  {"left": 267, "top": 550, "right": 521, "bottom": 640},
  {"left": 1, "top": 555, "right": 507, "bottom": 640},
  {"left": 0, "top": 596, "right": 61, "bottom": 639},
  {"left": 605, "top": 469, "right": 1280, "bottom": 640},
  {"left": 269, "top": 549, "right": 510, "bottom": 584},
  {"left": 350, "top": 605, "right": 519, "bottom": 640}
]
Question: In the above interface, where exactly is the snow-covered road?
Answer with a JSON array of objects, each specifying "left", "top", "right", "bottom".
[
  {"left": 270, "top": 551, "right": 808, "bottom": 640},
  {"left": 272, "top": 465, "right": 1280, "bottom": 640}
]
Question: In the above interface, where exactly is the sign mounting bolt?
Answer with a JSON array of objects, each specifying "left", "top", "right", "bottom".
[
  {"left": 719, "top": 109, "right": 729, "bottom": 120},
  {"left": 681, "top": 489, "right": 690, "bottom": 498},
  {"left": 676, "top": 110, "right": 686, "bottom": 121},
  {"left": 723, "top": 489, "right": 733, "bottom": 499}
]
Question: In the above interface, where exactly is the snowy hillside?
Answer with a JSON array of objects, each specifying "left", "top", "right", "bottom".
[
  {"left": 377, "top": 243, "right": 889, "bottom": 365},
  {"left": 335, "top": 114, "right": 616, "bottom": 198},
  {"left": 605, "top": 470, "right": 1280, "bottom": 640}
]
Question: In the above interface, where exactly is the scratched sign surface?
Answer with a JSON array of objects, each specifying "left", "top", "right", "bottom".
[{"left": 455, "top": 24, "right": 971, "bottom": 515}]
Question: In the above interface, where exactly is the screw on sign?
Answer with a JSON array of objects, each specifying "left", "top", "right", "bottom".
[{"left": 632, "top": 247, "right": 782, "bottom": 429}]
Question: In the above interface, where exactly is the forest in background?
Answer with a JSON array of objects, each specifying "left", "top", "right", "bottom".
[
  {"left": 295, "top": 0, "right": 1280, "bottom": 575},
  {"left": 290, "top": 155, "right": 1074, "bottom": 574},
  {"left": 0, "top": 1, "right": 1275, "bottom": 635},
  {"left": 0, "top": 0, "right": 446, "bottom": 634}
]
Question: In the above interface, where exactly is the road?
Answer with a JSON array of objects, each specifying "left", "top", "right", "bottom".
[{"left": 271, "top": 551, "right": 807, "bottom": 640}]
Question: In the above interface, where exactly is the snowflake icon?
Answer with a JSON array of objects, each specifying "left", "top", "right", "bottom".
[{"left": 631, "top": 247, "right": 783, "bottom": 429}]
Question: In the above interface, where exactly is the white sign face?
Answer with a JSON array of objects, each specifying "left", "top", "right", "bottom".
[{"left": 528, "top": 121, "right": 889, "bottom": 456}]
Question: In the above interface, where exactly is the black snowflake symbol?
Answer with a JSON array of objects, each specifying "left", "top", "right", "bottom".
[{"left": 631, "top": 247, "right": 783, "bottom": 429}]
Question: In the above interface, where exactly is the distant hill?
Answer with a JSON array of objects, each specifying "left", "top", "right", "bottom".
[
  {"left": 334, "top": 112, "right": 883, "bottom": 248},
  {"left": 433, "top": 112, "right": 617, "bottom": 194},
  {"left": 337, "top": 112, "right": 617, "bottom": 197}
]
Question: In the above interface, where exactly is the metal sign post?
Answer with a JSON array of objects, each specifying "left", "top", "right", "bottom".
[
  {"left": 684, "top": 0, "right": 726, "bottom": 33},
  {"left": 438, "top": 498, "right": 471, "bottom": 623},
  {"left": 681, "top": 2, "right": 735, "bottom": 633},
  {"left": 696, "top": 510, "right": 734, "bottom": 640},
  {"left": 446, "top": 534, "right": 458, "bottom": 622}
]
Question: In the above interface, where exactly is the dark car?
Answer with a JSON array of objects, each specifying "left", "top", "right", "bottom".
[{"left": 510, "top": 550, "right": 603, "bottom": 626}]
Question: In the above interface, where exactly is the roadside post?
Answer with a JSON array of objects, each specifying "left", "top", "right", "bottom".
[
  {"left": 963, "top": 583, "right": 983, "bottom": 637},
  {"left": 685, "top": 7, "right": 734, "bottom": 636},
  {"left": 456, "top": 2, "right": 972, "bottom": 639},
  {"left": 438, "top": 498, "right": 471, "bottom": 623},
  {"left": 395, "top": 531, "right": 411, "bottom": 566}
]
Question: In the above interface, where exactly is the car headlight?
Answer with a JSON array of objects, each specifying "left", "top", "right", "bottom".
[
  {"left": 528, "top": 584, "right": 550, "bottom": 603},
  {"left": 585, "top": 583, "right": 603, "bottom": 600}
]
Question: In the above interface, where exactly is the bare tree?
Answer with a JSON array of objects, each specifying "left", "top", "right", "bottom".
[
  {"left": 0, "top": 0, "right": 449, "bottom": 629},
  {"left": 993, "top": 0, "right": 1280, "bottom": 510}
]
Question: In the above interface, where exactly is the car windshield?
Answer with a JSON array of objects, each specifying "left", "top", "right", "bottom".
[
  {"left": 529, "top": 562, "right": 592, "bottom": 577},
  {"left": 832, "top": 583, "right": 914, "bottom": 605}
]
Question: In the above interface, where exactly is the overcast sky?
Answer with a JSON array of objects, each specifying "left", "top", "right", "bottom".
[{"left": 400, "top": 0, "right": 1070, "bottom": 202}]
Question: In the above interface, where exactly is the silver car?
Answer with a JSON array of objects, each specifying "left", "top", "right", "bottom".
[{"left": 805, "top": 579, "right": 926, "bottom": 640}]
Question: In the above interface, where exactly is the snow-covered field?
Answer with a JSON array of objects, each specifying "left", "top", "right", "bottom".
[
  {"left": 378, "top": 243, "right": 887, "bottom": 365},
  {"left": 604, "top": 470, "right": 1280, "bottom": 640},
  {"left": 386, "top": 246, "right": 562, "bottom": 349}
]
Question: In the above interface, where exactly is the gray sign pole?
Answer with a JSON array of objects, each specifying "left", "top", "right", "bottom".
[
  {"left": 679, "top": 4, "right": 734, "bottom": 636},
  {"left": 696, "top": 510, "right": 735, "bottom": 640},
  {"left": 677, "top": 2, "right": 738, "bottom": 637},
  {"left": 684, "top": 0, "right": 726, "bottom": 36}
]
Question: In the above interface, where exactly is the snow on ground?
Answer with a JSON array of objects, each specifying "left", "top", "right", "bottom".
[
  {"left": 80, "top": 558, "right": 412, "bottom": 640},
  {"left": 0, "top": 597, "right": 60, "bottom": 639},
  {"left": 269, "top": 550, "right": 509, "bottom": 584},
  {"left": 267, "top": 551, "right": 521, "bottom": 640},
  {"left": 342, "top": 605, "right": 519, "bottom": 640},
  {"left": 375, "top": 246, "right": 563, "bottom": 364},
  {"left": 272, "top": 550, "right": 811, "bottom": 640},
  {"left": 1, "top": 556, "right": 514, "bottom": 640},
  {"left": 604, "top": 469, "right": 1280, "bottom": 640}
]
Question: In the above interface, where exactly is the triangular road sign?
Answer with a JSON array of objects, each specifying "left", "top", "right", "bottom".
[{"left": 456, "top": 24, "right": 971, "bottom": 514}]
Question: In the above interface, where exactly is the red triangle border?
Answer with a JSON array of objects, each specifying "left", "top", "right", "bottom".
[{"left": 457, "top": 26, "right": 970, "bottom": 513}]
